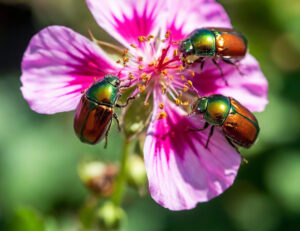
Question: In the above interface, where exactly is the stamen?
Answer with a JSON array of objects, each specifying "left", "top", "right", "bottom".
[
  {"left": 157, "top": 112, "right": 167, "bottom": 120},
  {"left": 122, "top": 49, "right": 129, "bottom": 57},
  {"left": 186, "top": 80, "right": 193, "bottom": 88},
  {"left": 147, "top": 35, "right": 155, "bottom": 41},
  {"left": 139, "top": 65, "right": 144, "bottom": 70},
  {"left": 141, "top": 73, "right": 150, "bottom": 82},
  {"left": 181, "top": 101, "right": 189, "bottom": 106},
  {"left": 148, "top": 60, "right": 156, "bottom": 67},
  {"left": 163, "top": 57, "right": 170, "bottom": 63},
  {"left": 181, "top": 75, "right": 185, "bottom": 81},
  {"left": 173, "top": 49, "right": 178, "bottom": 57},
  {"left": 159, "top": 103, "right": 164, "bottom": 109},
  {"left": 116, "top": 60, "right": 121, "bottom": 64},
  {"left": 138, "top": 36, "right": 146, "bottom": 42},
  {"left": 175, "top": 98, "right": 181, "bottom": 106},
  {"left": 138, "top": 56, "right": 143, "bottom": 62},
  {"left": 165, "top": 30, "right": 171, "bottom": 39},
  {"left": 183, "top": 85, "right": 189, "bottom": 92},
  {"left": 144, "top": 102, "right": 150, "bottom": 107},
  {"left": 128, "top": 72, "right": 135, "bottom": 80},
  {"left": 130, "top": 43, "right": 137, "bottom": 48},
  {"left": 178, "top": 65, "right": 184, "bottom": 72},
  {"left": 123, "top": 57, "right": 129, "bottom": 65},
  {"left": 161, "top": 84, "right": 167, "bottom": 94},
  {"left": 190, "top": 71, "right": 195, "bottom": 77},
  {"left": 161, "top": 70, "right": 168, "bottom": 76},
  {"left": 178, "top": 91, "right": 183, "bottom": 99},
  {"left": 137, "top": 84, "right": 146, "bottom": 92}
]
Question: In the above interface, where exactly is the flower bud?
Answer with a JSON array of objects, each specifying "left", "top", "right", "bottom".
[
  {"left": 97, "top": 201, "right": 125, "bottom": 230},
  {"left": 78, "top": 161, "right": 118, "bottom": 197},
  {"left": 126, "top": 154, "right": 147, "bottom": 189}
]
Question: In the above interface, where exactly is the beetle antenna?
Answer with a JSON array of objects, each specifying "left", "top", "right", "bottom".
[{"left": 96, "top": 68, "right": 107, "bottom": 75}]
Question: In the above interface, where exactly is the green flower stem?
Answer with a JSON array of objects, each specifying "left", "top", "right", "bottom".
[{"left": 111, "top": 139, "right": 131, "bottom": 206}]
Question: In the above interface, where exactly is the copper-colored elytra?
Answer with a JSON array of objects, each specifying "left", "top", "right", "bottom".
[
  {"left": 74, "top": 96, "right": 113, "bottom": 144},
  {"left": 222, "top": 98, "right": 259, "bottom": 148},
  {"left": 216, "top": 33, "right": 247, "bottom": 58},
  {"left": 191, "top": 94, "right": 259, "bottom": 149}
]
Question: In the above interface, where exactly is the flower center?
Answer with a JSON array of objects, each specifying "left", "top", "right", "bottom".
[{"left": 116, "top": 31, "right": 196, "bottom": 119}]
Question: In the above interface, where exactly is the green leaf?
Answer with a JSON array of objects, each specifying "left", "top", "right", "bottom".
[{"left": 10, "top": 206, "right": 45, "bottom": 231}]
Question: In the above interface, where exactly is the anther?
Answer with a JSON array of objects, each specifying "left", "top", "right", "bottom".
[
  {"left": 178, "top": 65, "right": 184, "bottom": 72},
  {"left": 123, "top": 57, "right": 129, "bottom": 64},
  {"left": 175, "top": 98, "right": 181, "bottom": 106},
  {"left": 181, "top": 75, "right": 185, "bottom": 81},
  {"left": 157, "top": 112, "right": 167, "bottom": 120},
  {"left": 173, "top": 49, "right": 178, "bottom": 57},
  {"left": 161, "top": 70, "right": 168, "bottom": 76},
  {"left": 161, "top": 85, "right": 167, "bottom": 94},
  {"left": 190, "top": 71, "right": 195, "bottom": 77},
  {"left": 138, "top": 36, "right": 146, "bottom": 42},
  {"left": 165, "top": 30, "right": 171, "bottom": 39},
  {"left": 139, "top": 65, "right": 144, "bottom": 70},
  {"left": 147, "top": 35, "right": 155, "bottom": 41},
  {"left": 138, "top": 56, "right": 143, "bottom": 62},
  {"left": 187, "top": 80, "right": 193, "bottom": 88},
  {"left": 159, "top": 103, "right": 164, "bottom": 109},
  {"left": 183, "top": 85, "right": 189, "bottom": 92},
  {"left": 116, "top": 60, "right": 121, "bottom": 64},
  {"left": 128, "top": 72, "right": 134, "bottom": 80},
  {"left": 144, "top": 102, "right": 150, "bottom": 107},
  {"left": 137, "top": 84, "right": 146, "bottom": 92},
  {"left": 130, "top": 43, "right": 137, "bottom": 48},
  {"left": 141, "top": 73, "right": 150, "bottom": 82},
  {"left": 181, "top": 101, "right": 189, "bottom": 106},
  {"left": 178, "top": 91, "right": 183, "bottom": 99},
  {"left": 122, "top": 49, "right": 129, "bottom": 56},
  {"left": 148, "top": 60, "right": 156, "bottom": 67}
]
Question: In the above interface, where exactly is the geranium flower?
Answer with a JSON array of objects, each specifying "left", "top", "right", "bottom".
[{"left": 21, "top": 0, "right": 268, "bottom": 210}]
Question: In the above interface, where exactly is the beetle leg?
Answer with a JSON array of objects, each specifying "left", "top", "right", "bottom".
[
  {"left": 212, "top": 59, "right": 228, "bottom": 86},
  {"left": 187, "top": 122, "right": 209, "bottom": 132},
  {"left": 116, "top": 96, "right": 135, "bottom": 108},
  {"left": 225, "top": 136, "right": 238, "bottom": 150},
  {"left": 113, "top": 113, "right": 121, "bottom": 132},
  {"left": 225, "top": 136, "right": 248, "bottom": 164},
  {"left": 199, "top": 58, "right": 205, "bottom": 70},
  {"left": 205, "top": 125, "right": 215, "bottom": 149},
  {"left": 222, "top": 58, "right": 244, "bottom": 76},
  {"left": 104, "top": 121, "right": 112, "bottom": 149},
  {"left": 120, "top": 80, "right": 133, "bottom": 89}
]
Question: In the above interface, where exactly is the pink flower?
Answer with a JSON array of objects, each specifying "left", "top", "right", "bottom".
[{"left": 21, "top": 0, "right": 268, "bottom": 210}]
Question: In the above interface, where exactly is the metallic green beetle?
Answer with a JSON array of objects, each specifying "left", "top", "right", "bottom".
[
  {"left": 74, "top": 75, "right": 134, "bottom": 147},
  {"left": 190, "top": 94, "right": 259, "bottom": 149},
  {"left": 179, "top": 28, "right": 248, "bottom": 85}
]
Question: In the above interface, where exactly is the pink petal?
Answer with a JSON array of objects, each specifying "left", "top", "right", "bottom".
[
  {"left": 144, "top": 97, "right": 241, "bottom": 210},
  {"left": 190, "top": 54, "right": 268, "bottom": 112},
  {"left": 21, "top": 26, "right": 119, "bottom": 114},
  {"left": 86, "top": 0, "right": 166, "bottom": 49},
  {"left": 165, "top": 0, "right": 232, "bottom": 41}
]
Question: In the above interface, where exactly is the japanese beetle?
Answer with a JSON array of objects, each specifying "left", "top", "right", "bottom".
[
  {"left": 74, "top": 75, "right": 133, "bottom": 147},
  {"left": 190, "top": 94, "right": 259, "bottom": 149},
  {"left": 179, "top": 28, "right": 247, "bottom": 85}
]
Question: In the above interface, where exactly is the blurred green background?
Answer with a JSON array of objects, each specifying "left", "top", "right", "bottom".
[{"left": 1, "top": 0, "right": 300, "bottom": 230}]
